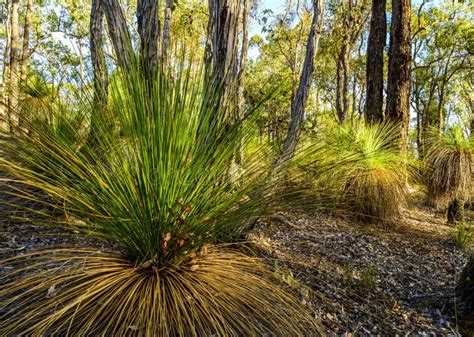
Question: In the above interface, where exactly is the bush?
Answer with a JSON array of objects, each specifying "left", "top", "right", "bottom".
[
  {"left": 451, "top": 222, "right": 473, "bottom": 248},
  {"left": 0, "top": 64, "right": 321, "bottom": 335}
]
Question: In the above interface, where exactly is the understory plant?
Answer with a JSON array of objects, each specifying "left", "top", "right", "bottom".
[
  {"left": 451, "top": 222, "right": 473, "bottom": 248},
  {"left": 425, "top": 125, "right": 473, "bottom": 223},
  {"left": 315, "top": 122, "right": 410, "bottom": 223},
  {"left": 0, "top": 63, "right": 321, "bottom": 335}
]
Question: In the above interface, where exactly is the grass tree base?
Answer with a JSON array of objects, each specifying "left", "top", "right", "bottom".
[{"left": 0, "top": 247, "right": 321, "bottom": 336}]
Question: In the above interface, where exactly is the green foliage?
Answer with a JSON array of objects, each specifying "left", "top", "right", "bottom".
[
  {"left": 314, "top": 122, "right": 411, "bottom": 222},
  {"left": 451, "top": 222, "right": 473, "bottom": 249},
  {"left": 425, "top": 125, "right": 473, "bottom": 206},
  {"left": 0, "top": 62, "right": 322, "bottom": 334}
]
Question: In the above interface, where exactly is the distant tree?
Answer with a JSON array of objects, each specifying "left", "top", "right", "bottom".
[
  {"left": 88, "top": 0, "right": 108, "bottom": 146},
  {"left": 7, "top": 0, "right": 20, "bottom": 131},
  {"left": 19, "top": 0, "right": 32, "bottom": 86},
  {"left": 333, "top": 0, "right": 369, "bottom": 123},
  {"left": 90, "top": 0, "right": 107, "bottom": 108},
  {"left": 276, "top": 0, "right": 324, "bottom": 165},
  {"left": 411, "top": 2, "right": 472, "bottom": 157},
  {"left": 1, "top": 0, "right": 12, "bottom": 130},
  {"left": 162, "top": 0, "right": 175, "bottom": 63}
]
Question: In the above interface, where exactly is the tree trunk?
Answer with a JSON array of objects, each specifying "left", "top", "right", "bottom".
[
  {"left": 237, "top": 0, "right": 249, "bottom": 122},
  {"left": 137, "top": 0, "right": 161, "bottom": 78},
  {"left": 236, "top": 0, "right": 249, "bottom": 164},
  {"left": 88, "top": 0, "right": 108, "bottom": 146},
  {"left": 447, "top": 198, "right": 464, "bottom": 224},
  {"left": 90, "top": 0, "right": 108, "bottom": 107},
  {"left": 335, "top": 46, "right": 349, "bottom": 123},
  {"left": 162, "top": 0, "right": 175, "bottom": 63},
  {"left": 386, "top": 0, "right": 411, "bottom": 152},
  {"left": 206, "top": 0, "right": 241, "bottom": 113},
  {"left": 7, "top": 0, "right": 19, "bottom": 132},
  {"left": 365, "top": 0, "right": 386, "bottom": 124},
  {"left": 276, "top": 0, "right": 324, "bottom": 166},
  {"left": 19, "top": 0, "right": 32, "bottom": 86},
  {"left": 103, "top": 0, "right": 133, "bottom": 70},
  {"left": 471, "top": 104, "right": 474, "bottom": 136},
  {"left": 1, "top": 0, "right": 11, "bottom": 130}
]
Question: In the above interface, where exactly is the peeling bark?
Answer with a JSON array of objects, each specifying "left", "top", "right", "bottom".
[
  {"left": 103, "top": 0, "right": 133, "bottom": 70},
  {"left": 137, "top": 0, "right": 161, "bottom": 77}
]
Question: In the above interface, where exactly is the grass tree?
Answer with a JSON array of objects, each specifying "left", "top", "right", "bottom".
[
  {"left": 318, "top": 122, "right": 411, "bottom": 223},
  {"left": 0, "top": 61, "right": 323, "bottom": 335},
  {"left": 425, "top": 125, "right": 473, "bottom": 224}
]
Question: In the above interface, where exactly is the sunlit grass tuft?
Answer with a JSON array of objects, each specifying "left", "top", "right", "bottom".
[{"left": 312, "top": 122, "right": 412, "bottom": 223}]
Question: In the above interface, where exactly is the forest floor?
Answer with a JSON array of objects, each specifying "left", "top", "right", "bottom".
[
  {"left": 0, "top": 181, "right": 472, "bottom": 335},
  {"left": 250, "top": 202, "right": 473, "bottom": 335}
]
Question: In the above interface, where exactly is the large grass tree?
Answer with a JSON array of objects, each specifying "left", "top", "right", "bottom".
[{"left": 0, "top": 61, "right": 324, "bottom": 335}]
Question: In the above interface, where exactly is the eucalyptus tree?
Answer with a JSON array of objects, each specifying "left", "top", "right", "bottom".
[
  {"left": 277, "top": 0, "right": 325, "bottom": 165},
  {"left": 411, "top": 1, "right": 473, "bottom": 157},
  {"left": 365, "top": 0, "right": 386, "bottom": 124},
  {"left": 386, "top": 0, "right": 411, "bottom": 151},
  {"left": 331, "top": 0, "right": 370, "bottom": 123}
]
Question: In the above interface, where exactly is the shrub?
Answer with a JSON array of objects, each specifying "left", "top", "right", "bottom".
[
  {"left": 451, "top": 222, "right": 473, "bottom": 248},
  {"left": 0, "top": 64, "right": 321, "bottom": 335}
]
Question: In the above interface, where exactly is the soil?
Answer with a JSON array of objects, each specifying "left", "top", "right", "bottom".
[{"left": 249, "top": 204, "right": 473, "bottom": 335}]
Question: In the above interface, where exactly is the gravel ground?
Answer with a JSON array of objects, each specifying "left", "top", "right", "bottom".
[{"left": 249, "top": 206, "right": 473, "bottom": 335}]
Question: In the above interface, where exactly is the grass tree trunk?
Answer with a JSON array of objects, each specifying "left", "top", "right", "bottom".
[
  {"left": 386, "top": 0, "right": 411, "bottom": 152},
  {"left": 137, "top": 0, "right": 161, "bottom": 79},
  {"left": 103, "top": 0, "right": 133, "bottom": 71},
  {"left": 7, "top": 0, "right": 19, "bottom": 133},
  {"left": 365, "top": 0, "right": 386, "bottom": 124},
  {"left": 275, "top": 0, "right": 324, "bottom": 167},
  {"left": 447, "top": 199, "right": 464, "bottom": 224},
  {"left": 88, "top": 0, "right": 108, "bottom": 146}
]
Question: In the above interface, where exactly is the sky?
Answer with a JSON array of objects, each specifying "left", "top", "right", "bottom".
[{"left": 249, "top": 0, "right": 287, "bottom": 59}]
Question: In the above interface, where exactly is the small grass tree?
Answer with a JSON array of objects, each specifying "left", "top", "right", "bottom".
[
  {"left": 425, "top": 125, "right": 473, "bottom": 224},
  {"left": 316, "top": 122, "right": 411, "bottom": 223}
]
